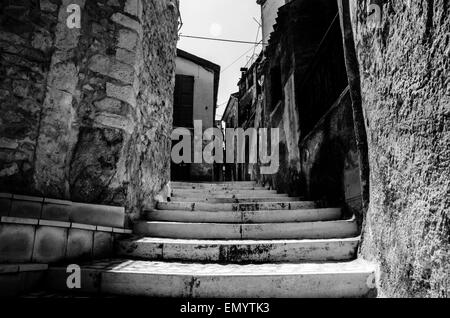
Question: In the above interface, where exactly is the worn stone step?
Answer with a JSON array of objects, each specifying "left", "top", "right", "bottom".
[
  {"left": 172, "top": 189, "right": 279, "bottom": 196},
  {"left": 171, "top": 181, "right": 258, "bottom": 187},
  {"left": 156, "top": 201, "right": 317, "bottom": 212},
  {"left": 171, "top": 182, "right": 268, "bottom": 191},
  {"left": 46, "top": 259, "right": 377, "bottom": 298},
  {"left": 116, "top": 237, "right": 359, "bottom": 263},
  {"left": 170, "top": 196, "right": 302, "bottom": 203},
  {"left": 144, "top": 208, "right": 341, "bottom": 224},
  {"left": 134, "top": 219, "right": 358, "bottom": 240},
  {"left": 172, "top": 185, "right": 269, "bottom": 191}
]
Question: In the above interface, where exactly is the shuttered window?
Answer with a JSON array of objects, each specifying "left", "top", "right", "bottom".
[{"left": 173, "top": 75, "right": 194, "bottom": 128}]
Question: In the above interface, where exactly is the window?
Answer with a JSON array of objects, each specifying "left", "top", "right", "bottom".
[{"left": 173, "top": 75, "right": 194, "bottom": 127}]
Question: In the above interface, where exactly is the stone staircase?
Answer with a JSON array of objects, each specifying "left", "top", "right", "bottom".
[{"left": 46, "top": 181, "right": 377, "bottom": 298}]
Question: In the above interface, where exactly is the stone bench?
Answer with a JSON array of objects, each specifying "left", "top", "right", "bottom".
[
  {"left": 0, "top": 216, "right": 132, "bottom": 265},
  {"left": 0, "top": 264, "right": 48, "bottom": 297},
  {"left": 0, "top": 193, "right": 131, "bottom": 265},
  {"left": 0, "top": 193, "right": 126, "bottom": 228}
]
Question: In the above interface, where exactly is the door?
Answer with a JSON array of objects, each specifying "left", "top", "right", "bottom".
[{"left": 172, "top": 75, "right": 194, "bottom": 181}]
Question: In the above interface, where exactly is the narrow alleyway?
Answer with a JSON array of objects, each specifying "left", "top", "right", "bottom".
[{"left": 45, "top": 181, "right": 377, "bottom": 298}]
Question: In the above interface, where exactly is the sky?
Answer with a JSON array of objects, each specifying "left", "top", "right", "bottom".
[{"left": 178, "top": 0, "right": 262, "bottom": 120}]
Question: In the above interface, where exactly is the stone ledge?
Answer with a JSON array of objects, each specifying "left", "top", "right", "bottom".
[
  {"left": 0, "top": 264, "right": 48, "bottom": 275},
  {"left": 1, "top": 193, "right": 126, "bottom": 229},
  {"left": 0, "top": 216, "right": 132, "bottom": 234},
  {"left": 1, "top": 217, "right": 39, "bottom": 225},
  {"left": 0, "top": 218, "right": 131, "bottom": 264},
  {"left": 39, "top": 219, "right": 71, "bottom": 228}
]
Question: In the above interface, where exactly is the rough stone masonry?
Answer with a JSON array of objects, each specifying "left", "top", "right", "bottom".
[
  {"left": 0, "top": 0, "right": 180, "bottom": 223},
  {"left": 350, "top": 0, "right": 449, "bottom": 297}
]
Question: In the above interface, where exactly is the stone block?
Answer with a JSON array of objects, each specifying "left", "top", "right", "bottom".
[
  {"left": 40, "top": 0, "right": 58, "bottom": 12},
  {"left": 115, "top": 48, "right": 136, "bottom": 66},
  {"left": 0, "top": 264, "right": 19, "bottom": 274},
  {"left": 0, "top": 137, "right": 19, "bottom": 149},
  {"left": 106, "top": 83, "right": 136, "bottom": 108},
  {"left": 18, "top": 264, "right": 49, "bottom": 272},
  {"left": 94, "top": 113, "right": 134, "bottom": 134},
  {"left": 69, "top": 202, "right": 125, "bottom": 228},
  {"left": 0, "top": 273, "right": 22, "bottom": 296},
  {"left": 39, "top": 219, "right": 71, "bottom": 228},
  {"left": 111, "top": 13, "right": 143, "bottom": 37},
  {"left": 0, "top": 224, "right": 35, "bottom": 263},
  {"left": 10, "top": 196, "right": 43, "bottom": 219},
  {"left": 94, "top": 98, "right": 123, "bottom": 114},
  {"left": 93, "top": 231, "right": 114, "bottom": 258},
  {"left": 0, "top": 163, "right": 19, "bottom": 177},
  {"left": 72, "top": 223, "right": 96, "bottom": 231},
  {"left": 1, "top": 217, "right": 39, "bottom": 225},
  {"left": 21, "top": 270, "right": 46, "bottom": 294},
  {"left": 117, "top": 29, "right": 138, "bottom": 51},
  {"left": 66, "top": 229, "right": 94, "bottom": 261},
  {"left": 88, "top": 54, "right": 135, "bottom": 85},
  {"left": 32, "top": 226, "right": 68, "bottom": 263},
  {"left": 109, "top": 59, "right": 135, "bottom": 85},
  {"left": 125, "top": 0, "right": 143, "bottom": 21},
  {"left": 96, "top": 226, "right": 113, "bottom": 232},
  {"left": 0, "top": 270, "right": 46, "bottom": 296},
  {"left": 87, "top": 54, "right": 110, "bottom": 77},
  {"left": 41, "top": 200, "right": 72, "bottom": 222},
  {"left": 0, "top": 196, "right": 12, "bottom": 217}
]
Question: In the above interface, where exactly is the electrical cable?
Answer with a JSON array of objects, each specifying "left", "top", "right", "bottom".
[
  {"left": 220, "top": 41, "right": 262, "bottom": 74},
  {"left": 180, "top": 34, "right": 264, "bottom": 45}
]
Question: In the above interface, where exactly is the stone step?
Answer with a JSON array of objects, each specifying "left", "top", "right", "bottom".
[
  {"left": 134, "top": 219, "right": 359, "bottom": 240},
  {"left": 144, "top": 208, "right": 341, "bottom": 224},
  {"left": 116, "top": 237, "right": 359, "bottom": 263},
  {"left": 46, "top": 259, "right": 377, "bottom": 298},
  {"left": 171, "top": 181, "right": 258, "bottom": 187},
  {"left": 170, "top": 196, "right": 302, "bottom": 203},
  {"left": 173, "top": 189, "right": 279, "bottom": 196},
  {"left": 172, "top": 185, "right": 269, "bottom": 191},
  {"left": 157, "top": 201, "right": 317, "bottom": 212}
]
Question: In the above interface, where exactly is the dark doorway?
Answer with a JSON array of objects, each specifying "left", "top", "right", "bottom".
[
  {"left": 171, "top": 74, "right": 194, "bottom": 181},
  {"left": 173, "top": 74, "right": 194, "bottom": 128}
]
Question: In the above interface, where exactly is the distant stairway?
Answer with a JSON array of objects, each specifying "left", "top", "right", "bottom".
[{"left": 46, "top": 181, "right": 377, "bottom": 298}]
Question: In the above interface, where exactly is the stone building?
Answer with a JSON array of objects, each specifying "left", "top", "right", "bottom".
[
  {"left": 0, "top": 0, "right": 180, "bottom": 222},
  {"left": 171, "top": 49, "right": 220, "bottom": 181},
  {"left": 232, "top": 0, "right": 449, "bottom": 297},
  {"left": 256, "top": 0, "right": 292, "bottom": 49},
  {"left": 0, "top": 0, "right": 448, "bottom": 299},
  {"left": 221, "top": 92, "right": 239, "bottom": 181}
]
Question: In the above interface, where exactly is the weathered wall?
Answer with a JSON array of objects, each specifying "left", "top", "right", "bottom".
[
  {"left": 258, "top": 0, "right": 344, "bottom": 197},
  {"left": 0, "top": 0, "right": 179, "bottom": 223},
  {"left": 0, "top": 0, "right": 56, "bottom": 193},
  {"left": 350, "top": 0, "right": 449, "bottom": 297},
  {"left": 257, "top": 0, "right": 287, "bottom": 49},
  {"left": 176, "top": 57, "right": 215, "bottom": 128},
  {"left": 300, "top": 88, "right": 362, "bottom": 219}
]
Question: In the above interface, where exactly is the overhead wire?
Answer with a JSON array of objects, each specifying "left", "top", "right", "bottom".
[{"left": 179, "top": 34, "right": 264, "bottom": 45}]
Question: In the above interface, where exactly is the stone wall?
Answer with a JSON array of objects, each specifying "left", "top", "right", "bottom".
[
  {"left": 257, "top": 0, "right": 346, "bottom": 197},
  {"left": 350, "top": 0, "right": 449, "bottom": 297},
  {"left": 0, "top": 0, "right": 180, "bottom": 224},
  {"left": 300, "top": 88, "right": 362, "bottom": 220}
]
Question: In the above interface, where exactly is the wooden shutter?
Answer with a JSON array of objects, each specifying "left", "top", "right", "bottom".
[{"left": 173, "top": 75, "right": 194, "bottom": 127}]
